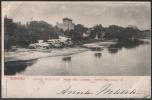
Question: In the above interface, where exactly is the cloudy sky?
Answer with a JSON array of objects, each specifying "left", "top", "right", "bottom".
[{"left": 2, "top": 1, "right": 150, "bottom": 30}]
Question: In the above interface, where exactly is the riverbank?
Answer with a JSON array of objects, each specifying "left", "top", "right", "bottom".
[
  {"left": 5, "top": 47, "right": 88, "bottom": 62},
  {"left": 5, "top": 39, "right": 150, "bottom": 62},
  {"left": 5, "top": 40, "right": 116, "bottom": 62}
]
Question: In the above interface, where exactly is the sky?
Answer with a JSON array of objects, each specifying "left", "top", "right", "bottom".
[{"left": 2, "top": 1, "right": 151, "bottom": 30}]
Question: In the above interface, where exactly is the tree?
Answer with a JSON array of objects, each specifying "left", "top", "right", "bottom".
[
  {"left": 4, "top": 18, "right": 60, "bottom": 49},
  {"left": 27, "top": 21, "right": 58, "bottom": 42},
  {"left": 4, "top": 17, "right": 30, "bottom": 49},
  {"left": 70, "top": 24, "right": 88, "bottom": 41},
  {"left": 89, "top": 24, "right": 103, "bottom": 39}
]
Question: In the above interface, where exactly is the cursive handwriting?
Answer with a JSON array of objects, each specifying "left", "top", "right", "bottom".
[
  {"left": 57, "top": 84, "right": 137, "bottom": 95},
  {"left": 57, "top": 86, "right": 93, "bottom": 95},
  {"left": 96, "top": 84, "right": 136, "bottom": 95}
]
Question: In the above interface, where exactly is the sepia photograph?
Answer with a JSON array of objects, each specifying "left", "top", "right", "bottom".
[
  {"left": 1, "top": 1, "right": 151, "bottom": 98},
  {"left": 2, "top": 1, "right": 151, "bottom": 76}
]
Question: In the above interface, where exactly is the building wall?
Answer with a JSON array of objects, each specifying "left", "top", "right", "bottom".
[{"left": 57, "top": 18, "right": 74, "bottom": 31}]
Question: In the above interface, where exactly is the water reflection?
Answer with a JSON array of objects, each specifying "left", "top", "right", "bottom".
[
  {"left": 4, "top": 40, "right": 150, "bottom": 76},
  {"left": 62, "top": 56, "right": 71, "bottom": 62},
  {"left": 5, "top": 59, "right": 37, "bottom": 75},
  {"left": 94, "top": 52, "right": 102, "bottom": 58},
  {"left": 62, "top": 56, "right": 72, "bottom": 74},
  {"left": 108, "top": 40, "right": 149, "bottom": 54}
]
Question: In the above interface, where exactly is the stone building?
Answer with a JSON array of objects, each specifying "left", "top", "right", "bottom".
[{"left": 57, "top": 18, "right": 74, "bottom": 31}]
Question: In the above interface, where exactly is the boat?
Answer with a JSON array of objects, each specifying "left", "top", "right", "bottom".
[{"left": 62, "top": 56, "right": 71, "bottom": 61}]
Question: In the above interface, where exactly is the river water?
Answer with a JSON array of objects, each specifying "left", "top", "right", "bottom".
[{"left": 5, "top": 42, "right": 151, "bottom": 76}]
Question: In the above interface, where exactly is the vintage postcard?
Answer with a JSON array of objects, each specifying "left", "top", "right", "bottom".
[{"left": 1, "top": 1, "right": 151, "bottom": 98}]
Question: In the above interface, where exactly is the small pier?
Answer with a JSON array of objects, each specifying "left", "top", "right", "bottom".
[{"left": 82, "top": 43, "right": 104, "bottom": 51}]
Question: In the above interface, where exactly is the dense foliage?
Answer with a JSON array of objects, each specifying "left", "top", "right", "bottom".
[{"left": 4, "top": 17, "right": 150, "bottom": 50}]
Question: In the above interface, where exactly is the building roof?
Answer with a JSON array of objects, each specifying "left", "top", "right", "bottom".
[{"left": 63, "top": 18, "right": 72, "bottom": 21}]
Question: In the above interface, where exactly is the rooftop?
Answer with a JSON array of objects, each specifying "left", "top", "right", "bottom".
[{"left": 63, "top": 18, "right": 72, "bottom": 21}]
